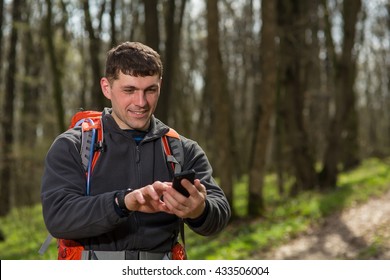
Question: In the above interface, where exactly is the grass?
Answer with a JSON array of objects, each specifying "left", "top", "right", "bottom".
[
  {"left": 0, "top": 204, "right": 58, "bottom": 260},
  {"left": 1, "top": 157, "right": 390, "bottom": 260}
]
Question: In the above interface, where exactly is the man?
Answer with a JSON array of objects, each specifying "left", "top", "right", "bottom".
[{"left": 41, "top": 42, "right": 231, "bottom": 260}]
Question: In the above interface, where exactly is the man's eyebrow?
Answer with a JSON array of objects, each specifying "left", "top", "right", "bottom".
[
  {"left": 121, "top": 84, "right": 159, "bottom": 90},
  {"left": 121, "top": 85, "right": 137, "bottom": 90}
]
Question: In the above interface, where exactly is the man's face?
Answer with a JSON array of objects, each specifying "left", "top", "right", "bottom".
[{"left": 101, "top": 71, "right": 161, "bottom": 131}]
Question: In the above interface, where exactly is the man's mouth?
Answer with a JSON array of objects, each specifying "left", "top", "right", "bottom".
[{"left": 129, "top": 109, "right": 148, "bottom": 117}]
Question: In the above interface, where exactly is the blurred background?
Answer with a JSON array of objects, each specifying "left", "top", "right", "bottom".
[{"left": 0, "top": 0, "right": 389, "bottom": 259}]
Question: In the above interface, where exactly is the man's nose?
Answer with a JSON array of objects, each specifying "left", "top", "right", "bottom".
[{"left": 134, "top": 91, "right": 147, "bottom": 106}]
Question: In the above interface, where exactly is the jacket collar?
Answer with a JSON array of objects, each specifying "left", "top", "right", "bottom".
[{"left": 102, "top": 107, "right": 170, "bottom": 140}]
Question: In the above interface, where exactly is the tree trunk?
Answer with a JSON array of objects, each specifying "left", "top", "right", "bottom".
[
  {"left": 83, "top": 0, "right": 106, "bottom": 110},
  {"left": 319, "top": 0, "right": 362, "bottom": 190},
  {"left": 15, "top": 3, "right": 43, "bottom": 207},
  {"left": 110, "top": 0, "right": 117, "bottom": 47},
  {"left": 306, "top": 0, "right": 326, "bottom": 163},
  {"left": 248, "top": 0, "right": 277, "bottom": 216},
  {"left": 143, "top": 0, "right": 160, "bottom": 52},
  {"left": 44, "top": 0, "right": 65, "bottom": 132},
  {"left": 274, "top": 85, "right": 286, "bottom": 196},
  {"left": 0, "top": 0, "right": 4, "bottom": 77},
  {"left": 0, "top": 0, "right": 22, "bottom": 216},
  {"left": 278, "top": 0, "right": 318, "bottom": 194},
  {"left": 143, "top": 0, "right": 166, "bottom": 122},
  {"left": 340, "top": 0, "right": 362, "bottom": 171},
  {"left": 205, "top": 0, "right": 234, "bottom": 214},
  {"left": 154, "top": 0, "right": 186, "bottom": 124}
]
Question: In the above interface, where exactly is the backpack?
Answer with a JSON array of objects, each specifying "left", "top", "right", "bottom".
[{"left": 39, "top": 110, "right": 185, "bottom": 259}]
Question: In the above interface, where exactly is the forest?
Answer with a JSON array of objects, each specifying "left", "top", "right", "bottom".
[{"left": 0, "top": 0, "right": 389, "bottom": 223}]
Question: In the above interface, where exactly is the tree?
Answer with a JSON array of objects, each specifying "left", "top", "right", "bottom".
[
  {"left": 306, "top": 0, "right": 327, "bottom": 164},
  {"left": 219, "top": 0, "right": 262, "bottom": 178},
  {"left": 0, "top": 0, "right": 22, "bottom": 216},
  {"left": 339, "top": 1, "right": 362, "bottom": 171},
  {"left": 83, "top": 0, "right": 107, "bottom": 110},
  {"left": 205, "top": 0, "right": 234, "bottom": 212},
  {"left": 0, "top": 0, "right": 4, "bottom": 79},
  {"left": 247, "top": 0, "right": 277, "bottom": 216},
  {"left": 319, "top": 0, "right": 362, "bottom": 189},
  {"left": 143, "top": 0, "right": 160, "bottom": 52},
  {"left": 277, "top": 0, "right": 318, "bottom": 194},
  {"left": 110, "top": 0, "right": 117, "bottom": 47},
  {"left": 44, "top": 0, "right": 65, "bottom": 132},
  {"left": 154, "top": 0, "right": 186, "bottom": 124},
  {"left": 17, "top": 1, "right": 44, "bottom": 206}
]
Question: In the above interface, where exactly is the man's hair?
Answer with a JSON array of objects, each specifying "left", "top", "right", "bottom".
[{"left": 105, "top": 42, "right": 163, "bottom": 84}]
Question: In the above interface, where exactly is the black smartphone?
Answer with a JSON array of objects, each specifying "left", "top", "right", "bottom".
[{"left": 172, "top": 169, "right": 196, "bottom": 197}]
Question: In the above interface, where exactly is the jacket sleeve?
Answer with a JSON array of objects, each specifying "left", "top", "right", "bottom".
[
  {"left": 40, "top": 131, "right": 124, "bottom": 239},
  {"left": 181, "top": 136, "right": 231, "bottom": 236}
]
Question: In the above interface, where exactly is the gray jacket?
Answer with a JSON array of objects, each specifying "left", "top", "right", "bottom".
[{"left": 41, "top": 108, "right": 231, "bottom": 253}]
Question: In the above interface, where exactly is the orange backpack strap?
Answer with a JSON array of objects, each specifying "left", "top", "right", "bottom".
[
  {"left": 78, "top": 115, "right": 103, "bottom": 196},
  {"left": 162, "top": 128, "right": 183, "bottom": 174},
  {"left": 70, "top": 110, "right": 104, "bottom": 195},
  {"left": 164, "top": 127, "right": 180, "bottom": 139},
  {"left": 69, "top": 110, "right": 103, "bottom": 129}
]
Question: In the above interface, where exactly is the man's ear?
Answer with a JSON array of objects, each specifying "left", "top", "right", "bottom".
[{"left": 101, "top": 77, "right": 112, "bottom": 100}]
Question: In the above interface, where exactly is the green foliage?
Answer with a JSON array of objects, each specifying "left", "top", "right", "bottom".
[
  {"left": 0, "top": 205, "right": 57, "bottom": 260},
  {"left": 0, "top": 158, "right": 389, "bottom": 260}
]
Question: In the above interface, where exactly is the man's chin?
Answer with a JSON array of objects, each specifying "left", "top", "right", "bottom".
[{"left": 129, "top": 120, "right": 150, "bottom": 131}]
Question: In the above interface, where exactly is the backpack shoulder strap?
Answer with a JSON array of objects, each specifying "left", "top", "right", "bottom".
[
  {"left": 80, "top": 119, "right": 103, "bottom": 172},
  {"left": 70, "top": 110, "right": 104, "bottom": 194},
  {"left": 70, "top": 111, "right": 104, "bottom": 172},
  {"left": 78, "top": 117, "right": 103, "bottom": 196},
  {"left": 162, "top": 128, "right": 184, "bottom": 174},
  {"left": 162, "top": 128, "right": 187, "bottom": 256}
]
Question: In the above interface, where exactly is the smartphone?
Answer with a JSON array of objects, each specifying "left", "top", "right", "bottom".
[{"left": 172, "top": 169, "right": 196, "bottom": 197}]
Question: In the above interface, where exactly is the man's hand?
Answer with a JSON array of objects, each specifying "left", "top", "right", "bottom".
[
  {"left": 124, "top": 181, "right": 171, "bottom": 213},
  {"left": 162, "top": 179, "right": 207, "bottom": 219}
]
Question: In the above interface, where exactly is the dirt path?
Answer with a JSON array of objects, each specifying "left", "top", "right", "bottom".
[{"left": 260, "top": 190, "right": 390, "bottom": 260}]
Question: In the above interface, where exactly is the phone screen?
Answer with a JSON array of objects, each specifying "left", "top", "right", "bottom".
[{"left": 172, "top": 169, "right": 196, "bottom": 197}]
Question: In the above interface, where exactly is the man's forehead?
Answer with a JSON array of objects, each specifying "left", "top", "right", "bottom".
[{"left": 115, "top": 72, "right": 161, "bottom": 87}]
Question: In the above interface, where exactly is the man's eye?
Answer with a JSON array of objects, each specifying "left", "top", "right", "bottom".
[{"left": 146, "top": 88, "right": 158, "bottom": 93}]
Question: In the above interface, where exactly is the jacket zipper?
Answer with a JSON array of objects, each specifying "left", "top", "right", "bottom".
[
  {"left": 132, "top": 144, "right": 142, "bottom": 249},
  {"left": 135, "top": 145, "right": 141, "bottom": 184}
]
